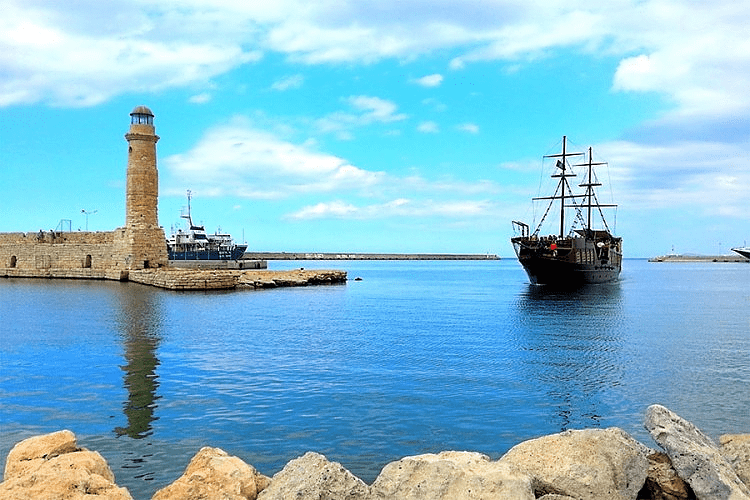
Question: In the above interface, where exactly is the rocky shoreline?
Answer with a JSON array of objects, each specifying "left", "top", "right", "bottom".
[{"left": 2, "top": 405, "right": 748, "bottom": 500}]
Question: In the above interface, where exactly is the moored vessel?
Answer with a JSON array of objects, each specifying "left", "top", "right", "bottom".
[
  {"left": 511, "top": 136, "right": 622, "bottom": 285},
  {"left": 731, "top": 246, "right": 750, "bottom": 260},
  {"left": 167, "top": 191, "right": 248, "bottom": 261}
]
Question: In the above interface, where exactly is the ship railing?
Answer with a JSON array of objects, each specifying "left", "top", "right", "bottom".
[{"left": 512, "top": 220, "right": 530, "bottom": 238}]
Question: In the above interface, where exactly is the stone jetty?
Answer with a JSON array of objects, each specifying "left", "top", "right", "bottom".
[
  {"left": 128, "top": 268, "right": 347, "bottom": 290},
  {"left": 2, "top": 405, "right": 748, "bottom": 500}
]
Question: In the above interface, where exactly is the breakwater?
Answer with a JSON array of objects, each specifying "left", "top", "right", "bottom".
[
  {"left": 243, "top": 252, "right": 500, "bottom": 260},
  {"left": 649, "top": 254, "right": 748, "bottom": 262},
  {"left": 2, "top": 405, "right": 748, "bottom": 500},
  {"left": 127, "top": 268, "right": 346, "bottom": 290}
]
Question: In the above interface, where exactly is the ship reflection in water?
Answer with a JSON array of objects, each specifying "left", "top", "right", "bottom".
[
  {"left": 114, "top": 286, "right": 163, "bottom": 440},
  {"left": 512, "top": 282, "right": 625, "bottom": 432}
]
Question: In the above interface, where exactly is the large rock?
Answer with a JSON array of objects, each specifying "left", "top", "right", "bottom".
[
  {"left": 497, "top": 427, "right": 648, "bottom": 500},
  {"left": 644, "top": 404, "right": 750, "bottom": 500},
  {"left": 640, "top": 452, "right": 696, "bottom": 500},
  {"left": 3, "top": 429, "right": 80, "bottom": 479},
  {"left": 152, "top": 446, "right": 270, "bottom": 500},
  {"left": 257, "top": 451, "right": 369, "bottom": 500},
  {"left": 369, "top": 450, "right": 534, "bottom": 500},
  {"left": 0, "top": 430, "right": 132, "bottom": 500},
  {"left": 720, "top": 435, "right": 750, "bottom": 489}
]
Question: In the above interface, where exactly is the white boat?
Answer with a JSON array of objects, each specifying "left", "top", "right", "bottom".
[{"left": 167, "top": 191, "right": 247, "bottom": 261}]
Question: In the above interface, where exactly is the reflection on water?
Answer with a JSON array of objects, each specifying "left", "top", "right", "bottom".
[
  {"left": 114, "top": 286, "right": 163, "bottom": 440},
  {"left": 513, "top": 283, "right": 625, "bottom": 431}
]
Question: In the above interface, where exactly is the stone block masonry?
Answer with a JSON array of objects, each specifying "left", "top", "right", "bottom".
[{"left": 0, "top": 230, "right": 128, "bottom": 279}]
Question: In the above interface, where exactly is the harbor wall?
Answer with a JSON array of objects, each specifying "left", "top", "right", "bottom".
[{"left": 0, "top": 230, "right": 130, "bottom": 280}]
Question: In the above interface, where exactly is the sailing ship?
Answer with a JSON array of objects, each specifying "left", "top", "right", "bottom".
[
  {"left": 511, "top": 136, "right": 622, "bottom": 285},
  {"left": 167, "top": 191, "right": 248, "bottom": 261}
]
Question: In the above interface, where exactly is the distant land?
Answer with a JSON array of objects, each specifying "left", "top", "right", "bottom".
[
  {"left": 648, "top": 254, "right": 748, "bottom": 263},
  {"left": 243, "top": 252, "right": 500, "bottom": 261}
]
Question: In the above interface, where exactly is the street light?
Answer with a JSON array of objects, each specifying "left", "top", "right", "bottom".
[{"left": 81, "top": 209, "right": 97, "bottom": 231}]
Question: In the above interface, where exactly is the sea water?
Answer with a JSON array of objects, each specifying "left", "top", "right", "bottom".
[{"left": 1, "top": 259, "right": 749, "bottom": 498}]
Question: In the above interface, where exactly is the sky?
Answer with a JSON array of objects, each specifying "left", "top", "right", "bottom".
[{"left": 1, "top": 0, "right": 749, "bottom": 258}]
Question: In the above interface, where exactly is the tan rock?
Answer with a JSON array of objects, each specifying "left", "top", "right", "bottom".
[
  {"left": 369, "top": 450, "right": 534, "bottom": 500},
  {"left": 645, "top": 404, "right": 750, "bottom": 500},
  {"left": 152, "top": 447, "right": 270, "bottom": 500},
  {"left": 721, "top": 434, "right": 750, "bottom": 489},
  {"left": 0, "top": 431, "right": 131, "bottom": 500},
  {"left": 498, "top": 427, "right": 648, "bottom": 500},
  {"left": 257, "top": 451, "right": 368, "bottom": 500},
  {"left": 4, "top": 429, "right": 79, "bottom": 479},
  {"left": 640, "top": 452, "right": 695, "bottom": 500}
]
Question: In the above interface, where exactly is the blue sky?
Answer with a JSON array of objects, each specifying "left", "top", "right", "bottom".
[{"left": 2, "top": 1, "right": 749, "bottom": 257}]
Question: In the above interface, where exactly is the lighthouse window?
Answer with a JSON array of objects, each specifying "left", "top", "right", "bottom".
[{"left": 130, "top": 114, "right": 153, "bottom": 125}]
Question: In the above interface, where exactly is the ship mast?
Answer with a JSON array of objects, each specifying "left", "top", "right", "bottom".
[
  {"left": 575, "top": 148, "right": 616, "bottom": 235},
  {"left": 539, "top": 136, "right": 583, "bottom": 237}
]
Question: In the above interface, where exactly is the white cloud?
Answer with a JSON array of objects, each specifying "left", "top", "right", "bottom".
[
  {"left": 3, "top": 0, "right": 750, "bottom": 128},
  {"left": 163, "top": 117, "right": 503, "bottom": 220},
  {"left": 346, "top": 95, "right": 408, "bottom": 123},
  {"left": 316, "top": 95, "right": 408, "bottom": 138},
  {"left": 271, "top": 74, "right": 304, "bottom": 91},
  {"left": 189, "top": 92, "right": 212, "bottom": 104},
  {"left": 596, "top": 139, "right": 750, "bottom": 219},
  {"left": 417, "top": 121, "right": 439, "bottom": 133},
  {"left": 413, "top": 74, "right": 443, "bottom": 87},
  {"left": 163, "top": 118, "right": 384, "bottom": 199},
  {"left": 288, "top": 198, "right": 496, "bottom": 220},
  {"left": 457, "top": 123, "right": 479, "bottom": 134},
  {"left": 286, "top": 201, "right": 359, "bottom": 219},
  {"left": 0, "top": 1, "right": 261, "bottom": 106}
]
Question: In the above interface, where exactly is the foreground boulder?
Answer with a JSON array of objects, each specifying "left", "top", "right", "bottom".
[
  {"left": 497, "top": 427, "right": 649, "bottom": 500},
  {"left": 721, "top": 434, "right": 750, "bottom": 489},
  {"left": 644, "top": 404, "right": 750, "bottom": 500},
  {"left": 640, "top": 452, "right": 696, "bottom": 500},
  {"left": 257, "top": 451, "right": 369, "bottom": 500},
  {"left": 152, "top": 446, "right": 270, "bottom": 500},
  {"left": 0, "top": 430, "right": 132, "bottom": 500},
  {"left": 369, "top": 450, "right": 534, "bottom": 499}
]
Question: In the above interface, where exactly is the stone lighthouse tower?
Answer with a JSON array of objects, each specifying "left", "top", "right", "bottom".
[{"left": 122, "top": 105, "right": 168, "bottom": 269}]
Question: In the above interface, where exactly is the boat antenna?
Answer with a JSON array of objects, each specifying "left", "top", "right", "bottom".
[{"left": 181, "top": 189, "right": 194, "bottom": 228}]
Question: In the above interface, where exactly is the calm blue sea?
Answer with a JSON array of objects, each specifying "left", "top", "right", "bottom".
[{"left": 1, "top": 259, "right": 749, "bottom": 499}]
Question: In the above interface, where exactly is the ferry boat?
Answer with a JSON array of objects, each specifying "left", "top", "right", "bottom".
[
  {"left": 167, "top": 191, "right": 248, "bottom": 261},
  {"left": 511, "top": 136, "right": 622, "bottom": 285}
]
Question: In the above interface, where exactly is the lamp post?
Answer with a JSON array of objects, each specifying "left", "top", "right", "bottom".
[{"left": 81, "top": 209, "right": 97, "bottom": 231}]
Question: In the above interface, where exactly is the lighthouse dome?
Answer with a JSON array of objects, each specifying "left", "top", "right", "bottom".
[
  {"left": 130, "top": 105, "right": 154, "bottom": 125},
  {"left": 131, "top": 105, "right": 153, "bottom": 116}
]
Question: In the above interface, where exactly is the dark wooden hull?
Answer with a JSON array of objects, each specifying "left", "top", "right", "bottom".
[
  {"left": 512, "top": 235, "right": 622, "bottom": 285},
  {"left": 517, "top": 254, "right": 621, "bottom": 285}
]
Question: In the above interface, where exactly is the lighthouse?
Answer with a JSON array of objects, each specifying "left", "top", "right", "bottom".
[{"left": 122, "top": 106, "right": 168, "bottom": 269}]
